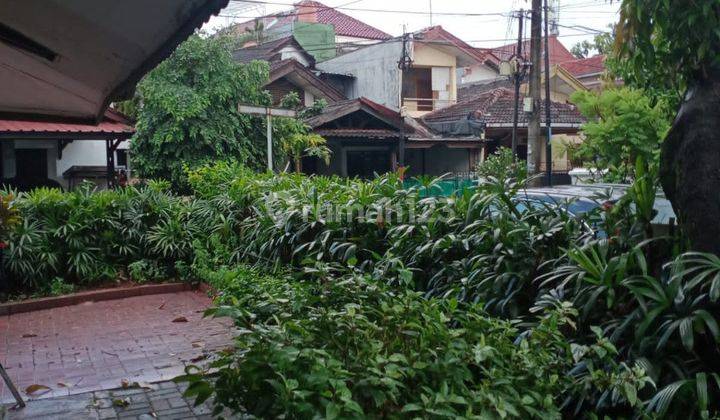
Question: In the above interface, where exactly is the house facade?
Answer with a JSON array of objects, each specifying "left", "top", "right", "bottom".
[
  {"left": 303, "top": 97, "right": 480, "bottom": 178},
  {"left": 0, "top": 110, "right": 134, "bottom": 190},
  {"left": 228, "top": 7, "right": 591, "bottom": 182},
  {"left": 317, "top": 26, "right": 498, "bottom": 117}
]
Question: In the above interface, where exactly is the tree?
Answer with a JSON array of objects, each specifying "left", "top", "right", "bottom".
[
  {"left": 272, "top": 91, "right": 329, "bottom": 173},
  {"left": 570, "top": 25, "right": 615, "bottom": 58},
  {"left": 281, "top": 133, "right": 331, "bottom": 173},
  {"left": 616, "top": 0, "right": 720, "bottom": 254},
  {"left": 130, "top": 34, "right": 272, "bottom": 191},
  {"left": 570, "top": 88, "right": 670, "bottom": 182}
]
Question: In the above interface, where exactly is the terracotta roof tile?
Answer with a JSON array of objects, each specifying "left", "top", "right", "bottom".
[
  {"left": 0, "top": 111, "right": 134, "bottom": 137},
  {"left": 560, "top": 54, "right": 606, "bottom": 76},
  {"left": 423, "top": 88, "right": 585, "bottom": 127},
  {"left": 458, "top": 78, "right": 514, "bottom": 102},
  {"left": 268, "top": 58, "right": 346, "bottom": 101},
  {"left": 315, "top": 128, "right": 400, "bottom": 138},
  {"left": 487, "top": 36, "right": 576, "bottom": 66},
  {"left": 233, "top": 1, "right": 391, "bottom": 41}
]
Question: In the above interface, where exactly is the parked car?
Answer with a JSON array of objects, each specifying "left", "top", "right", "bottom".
[{"left": 517, "top": 183, "right": 677, "bottom": 235}]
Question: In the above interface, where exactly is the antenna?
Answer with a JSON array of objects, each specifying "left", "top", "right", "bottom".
[
  {"left": 429, "top": 0, "right": 433, "bottom": 26},
  {"left": 549, "top": 0, "right": 559, "bottom": 36}
]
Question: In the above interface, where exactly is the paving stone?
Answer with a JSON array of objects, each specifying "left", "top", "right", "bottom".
[
  {"left": 3, "top": 379, "right": 230, "bottom": 419},
  {"left": 0, "top": 291, "right": 233, "bottom": 404},
  {"left": 97, "top": 407, "right": 118, "bottom": 419}
]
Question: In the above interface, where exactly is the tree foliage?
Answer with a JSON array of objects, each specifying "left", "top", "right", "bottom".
[
  {"left": 570, "top": 87, "right": 670, "bottom": 182},
  {"left": 130, "top": 34, "right": 272, "bottom": 191},
  {"left": 571, "top": 25, "right": 615, "bottom": 59},
  {"left": 281, "top": 133, "right": 331, "bottom": 173},
  {"left": 616, "top": 0, "right": 720, "bottom": 93},
  {"left": 615, "top": 0, "right": 720, "bottom": 254}
]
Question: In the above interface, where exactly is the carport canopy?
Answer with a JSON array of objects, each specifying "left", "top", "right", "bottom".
[{"left": 0, "top": 0, "right": 229, "bottom": 122}]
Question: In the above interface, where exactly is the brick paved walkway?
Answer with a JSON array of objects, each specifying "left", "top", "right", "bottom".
[
  {"left": 0, "top": 291, "right": 233, "bottom": 404},
  {"left": 2, "top": 380, "right": 240, "bottom": 419}
]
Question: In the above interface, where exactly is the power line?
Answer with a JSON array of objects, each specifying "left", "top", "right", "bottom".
[{"left": 223, "top": 0, "right": 510, "bottom": 18}]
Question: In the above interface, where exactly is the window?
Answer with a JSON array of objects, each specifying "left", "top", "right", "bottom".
[{"left": 116, "top": 149, "right": 128, "bottom": 167}]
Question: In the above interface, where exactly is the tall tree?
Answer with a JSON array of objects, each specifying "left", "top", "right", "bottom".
[
  {"left": 570, "top": 25, "right": 615, "bottom": 58},
  {"left": 130, "top": 35, "right": 272, "bottom": 191},
  {"left": 616, "top": 0, "right": 720, "bottom": 254}
]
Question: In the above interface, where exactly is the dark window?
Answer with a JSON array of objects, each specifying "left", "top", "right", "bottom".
[
  {"left": 116, "top": 149, "right": 128, "bottom": 167},
  {"left": 15, "top": 149, "right": 47, "bottom": 179},
  {"left": 346, "top": 150, "right": 391, "bottom": 179}
]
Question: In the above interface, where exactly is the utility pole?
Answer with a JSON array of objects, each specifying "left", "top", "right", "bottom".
[
  {"left": 397, "top": 30, "right": 413, "bottom": 170},
  {"left": 511, "top": 9, "right": 524, "bottom": 158},
  {"left": 526, "top": 0, "right": 543, "bottom": 182},
  {"left": 543, "top": 0, "right": 553, "bottom": 186}
]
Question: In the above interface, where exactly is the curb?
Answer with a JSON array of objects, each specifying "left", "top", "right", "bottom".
[{"left": 0, "top": 283, "right": 195, "bottom": 316}]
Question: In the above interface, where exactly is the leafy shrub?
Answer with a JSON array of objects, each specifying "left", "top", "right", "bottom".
[
  {"left": 477, "top": 147, "right": 527, "bottom": 184},
  {"left": 179, "top": 163, "right": 719, "bottom": 418},
  {"left": 127, "top": 260, "right": 166, "bottom": 284},
  {"left": 47, "top": 277, "right": 75, "bottom": 296},
  {"left": 185, "top": 270, "right": 561, "bottom": 417},
  {"left": 1, "top": 183, "right": 197, "bottom": 294}
]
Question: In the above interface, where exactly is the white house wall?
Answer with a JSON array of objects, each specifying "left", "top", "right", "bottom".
[
  {"left": 460, "top": 63, "right": 500, "bottom": 84},
  {"left": 55, "top": 139, "right": 129, "bottom": 176},
  {"left": 279, "top": 46, "right": 311, "bottom": 67},
  {"left": 317, "top": 42, "right": 403, "bottom": 110},
  {"left": 3, "top": 139, "right": 128, "bottom": 189}
]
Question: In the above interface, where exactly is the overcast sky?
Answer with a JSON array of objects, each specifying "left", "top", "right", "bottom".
[{"left": 205, "top": 0, "right": 619, "bottom": 51}]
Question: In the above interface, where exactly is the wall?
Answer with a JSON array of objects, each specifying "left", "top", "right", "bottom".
[
  {"left": 460, "top": 63, "right": 499, "bottom": 84},
  {"left": 266, "top": 78, "right": 304, "bottom": 105},
  {"left": 406, "top": 146, "right": 471, "bottom": 176},
  {"left": 55, "top": 140, "right": 130, "bottom": 176},
  {"left": 317, "top": 42, "right": 403, "bottom": 110},
  {"left": 279, "top": 46, "right": 312, "bottom": 66},
  {"left": 406, "top": 44, "right": 458, "bottom": 117},
  {"left": 3, "top": 139, "right": 129, "bottom": 189},
  {"left": 412, "top": 44, "right": 456, "bottom": 68}
]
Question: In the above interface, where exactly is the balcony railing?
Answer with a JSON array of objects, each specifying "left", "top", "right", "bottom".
[{"left": 402, "top": 97, "right": 456, "bottom": 112}]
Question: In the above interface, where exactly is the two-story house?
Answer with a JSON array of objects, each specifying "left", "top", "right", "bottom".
[{"left": 317, "top": 26, "right": 499, "bottom": 117}]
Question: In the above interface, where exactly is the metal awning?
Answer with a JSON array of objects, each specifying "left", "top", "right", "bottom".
[{"left": 0, "top": 0, "right": 229, "bottom": 122}]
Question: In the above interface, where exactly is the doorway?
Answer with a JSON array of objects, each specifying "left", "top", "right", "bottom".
[
  {"left": 15, "top": 148, "right": 48, "bottom": 180},
  {"left": 346, "top": 150, "right": 391, "bottom": 178}
]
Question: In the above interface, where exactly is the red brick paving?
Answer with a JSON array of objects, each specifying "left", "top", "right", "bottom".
[{"left": 0, "top": 291, "right": 233, "bottom": 403}]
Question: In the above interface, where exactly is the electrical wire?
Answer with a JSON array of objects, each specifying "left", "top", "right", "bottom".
[{"left": 222, "top": 0, "right": 510, "bottom": 18}]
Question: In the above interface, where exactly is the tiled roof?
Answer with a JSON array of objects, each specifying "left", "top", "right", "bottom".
[
  {"left": 305, "top": 1, "right": 391, "bottom": 40},
  {"left": 269, "top": 59, "right": 346, "bottom": 101},
  {"left": 306, "top": 97, "right": 405, "bottom": 128},
  {"left": 315, "top": 128, "right": 400, "bottom": 138},
  {"left": 560, "top": 54, "right": 606, "bottom": 76},
  {"left": 458, "top": 78, "right": 514, "bottom": 102},
  {"left": 232, "top": 1, "right": 391, "bottom": 41},
  {"left": 416, "top": 26, "right": 498, "bottom": 65},
  {"left": 423, "top": 88, "right": 585, "bottom": 127},
  {"left": 232, "top": 36, "right": 314, "bottom": 65},
  {"left": 0, "top": 110, "right": 134, "bottom": 138},
  {"left": 487, "top": 36, "right": 576, "bottom": 66}
]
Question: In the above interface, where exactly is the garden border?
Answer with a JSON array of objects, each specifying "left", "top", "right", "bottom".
[{"left": 0, "top": 283, "right": 194, "bottom": 316}]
